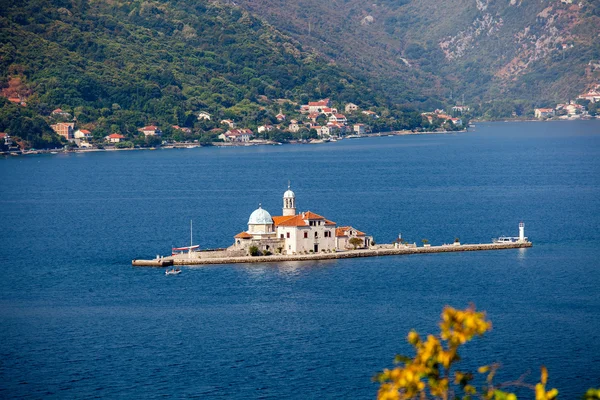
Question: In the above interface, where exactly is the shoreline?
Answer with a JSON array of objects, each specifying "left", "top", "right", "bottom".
[
  {"left": 2, "top": 129, "right": 467, "bottom": 157},
  {"left": 132, "top": 241, "right": 532, "bottom": 267}
]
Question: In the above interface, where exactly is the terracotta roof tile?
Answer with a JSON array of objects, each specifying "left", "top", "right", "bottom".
[
  {"left": 234, "top": 231, "right": 253, "bottom": 239},
  {"left": 335, "top": 226, "right": 366, "bottom": 237}
]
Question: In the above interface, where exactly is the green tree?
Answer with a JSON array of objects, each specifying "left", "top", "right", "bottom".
[{"left": 349, "top": 237, "right": 363, "bottom": 249}]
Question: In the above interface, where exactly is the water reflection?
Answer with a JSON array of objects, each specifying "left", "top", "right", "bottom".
[{"left": 240, "top": 260, "right": 337, "bottom": 279}]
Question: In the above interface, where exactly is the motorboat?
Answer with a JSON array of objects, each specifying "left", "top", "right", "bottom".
[{"left": 165, "top": 268, "right": 181, "bottom": 276}]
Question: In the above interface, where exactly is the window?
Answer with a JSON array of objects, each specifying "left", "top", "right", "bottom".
[
  {"left": 304, "top": 232, "right": 308, "bottom": 239},
  {"left": 280, "top": 234, "right": 284, "bottom": 239},
  {"left": 286, "top": 232, "right": 290, "bottom": 238},
  {"left": 314, "top": 232, "right": 318, "bottom": 238}
]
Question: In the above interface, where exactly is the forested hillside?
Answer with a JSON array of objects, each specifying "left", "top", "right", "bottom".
[
  {"left": 235, "top": 0, "right": 600, "bottom": 115},
  {"left": 0, "top": 0, "right": 391, "bottom": 147}
]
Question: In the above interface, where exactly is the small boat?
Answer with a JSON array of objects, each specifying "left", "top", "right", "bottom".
[
  {"left": 493, "top": 236, "right": 526, "bottom": 243},
  {"left": 165, "top": 268, "right": 181, "bottom": 276}
]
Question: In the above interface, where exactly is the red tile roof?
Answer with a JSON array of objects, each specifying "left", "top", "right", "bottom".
[
  {"left": 234, "top": 231, "right": 253, "bottom": 239},
  {"left": 108, "top": 133, "right": 125, "bottom": 139},
  {"left": 272, "top": 212, "right": 336, "bottom": 227},
  {"left": 335, "top": 226, "right": 366, "bottom": 237},
  {"left": 79, "top": 129, "right": 91, "bottom": 134}
]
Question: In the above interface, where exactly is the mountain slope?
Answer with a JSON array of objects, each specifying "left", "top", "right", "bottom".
[
  {"left": 0, "top": 0, "right": 386, "bottom": 145},
  {"left": 234, "top": 0, "right": 600, "bottom": 106}
]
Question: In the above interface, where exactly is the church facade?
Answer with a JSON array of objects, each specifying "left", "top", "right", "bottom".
[{"left": 230, "top": 186, "right": 373, "bottom": 255}]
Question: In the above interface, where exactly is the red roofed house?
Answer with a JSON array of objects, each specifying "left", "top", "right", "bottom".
[
  {"left": 229, "top": 185, "right": 372, "bottom": 254},
  {"left": 288, "top": 120, "right": 301, "bottom": 133},
  {"left": 172, "top": 125, "right": 192, "bottom": 134},
  {"left": 362, "top": 110, "right": 379, "bottom": 118},
  {"left": 329, "top": 114, "right": 347, "bottom": 124},
  {"left": 335, "top": 226, "right": 372, "bottom": 250},
  {"left": 139, "top": 125, "right": 162, "bottom": 136},
  {"left": 535, "top": 108, "right": 555, "bottom": 119},
  {"left": 219, "top": 128, "right": 253, "bottom": 142},
  {"left": 220, "top": 119, "right": 236, "bottom": 128},
  {"left": 353, "top": 124, "right": 366, "bottom": 135},
  {"left": 276, "top": 111, "right": 286, "bottom": 121},
  {"left": 105, "top": 133, "right": 126, "bottom": 143},
  {"left": 50, "top": 122, "right": 75, "bottom": 140},
  {"left": 307, "top": 112, "right": 320, "bottom": 123},
  {"left": 0, "top": 133, "right": 13, "bottom": 147},
  {"left": 307, "top": 99, "right": 331, "bottom": 114},
  {"left": 450, "top": 117, "right": 463, "bottom": 126},
  {"left": 51, "top": 108, "right": 71, "bottom": 117},
  {"left": 74, "top": 129, "right": 92, "bottom": 140}
]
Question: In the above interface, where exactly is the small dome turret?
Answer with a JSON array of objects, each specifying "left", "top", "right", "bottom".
[
  {"left": 248, "top": 205, "right": 273, "bottom": 225},
  {"left": 284, "top": 188, "right": 295, "bottom": 198},
  {"left": 282, "top": 182, "right": 297, "bottom": 216}
]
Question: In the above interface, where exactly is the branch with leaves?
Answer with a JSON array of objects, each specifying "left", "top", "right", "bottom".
[{"left": 375, "top": 305, "right": 575, "bottom": 400}]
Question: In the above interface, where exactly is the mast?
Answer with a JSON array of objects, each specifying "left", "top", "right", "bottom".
[{"left": 190, "top": 219, "right": 193, "bottom": 248}]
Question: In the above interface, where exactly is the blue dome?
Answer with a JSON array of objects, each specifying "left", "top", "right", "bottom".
[{"left": 248, "top": 206, "right": 273, "bottom": 225}]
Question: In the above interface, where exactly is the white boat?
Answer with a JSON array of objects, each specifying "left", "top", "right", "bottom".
[
  {"left": 493, "top": 236, "right": 526, "bottom": 243},
  {"left": 165, "top": 268, "right": 181, "bottom": 276}
]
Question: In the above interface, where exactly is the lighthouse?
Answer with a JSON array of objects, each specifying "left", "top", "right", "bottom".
[{"left": 519, "top": 222, "right": 525, "bottom": 242}]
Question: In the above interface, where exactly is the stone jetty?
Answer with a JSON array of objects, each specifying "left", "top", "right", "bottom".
[{"left": 132, "top": 241, "right": 532, "bottom": 267}]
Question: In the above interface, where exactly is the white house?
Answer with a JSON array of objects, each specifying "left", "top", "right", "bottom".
[
  {"left": 345, "top": 103, "right": 358, "bottom": 113},
  {"left": 353, "top": 124, "right": 366, "bottom": 135},
  {"left": 105, "top": 133, "right": 125, "bottom": 143},
  {"left": 329, "top": 114, "right": 347, "bottom": 124},
  {"left": 198, "top": 111, "right": 211, "bottom": 120},
  {"left": 220, "top": 119, "right": 236, "bottom": 128},
  {"left": 535, "top": 108, "right": 555, "bottom": 119},
  {"left": 74, "top": 129, "right": 92, "bottom": 140},
  {"left": 288, "top": 120, "right": 301, "bottom": 133},
  {"left": 219, "top": 128, "right": 253, "bottom": 142},
  {"left": 139, "top": 126, "right": 162, "bottom": 136},
  {"left": 335, "top": 226, "right": 371, "bottom": 250},
  {"left": 307, "top": 99, "right": 331, "bottom": 114},
  {"left": 231, "top": 186, "right": 372, "bottom": 254},
  {"left": 362, "top": 110, "right": 379, "bottom": 118},
  {"left": 257, "top": 125, "right": 274, "bottom": 134}
]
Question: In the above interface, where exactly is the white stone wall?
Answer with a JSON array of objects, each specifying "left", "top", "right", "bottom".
[{"left": 277, "top": 223, "right": 335, "bottom": 254}]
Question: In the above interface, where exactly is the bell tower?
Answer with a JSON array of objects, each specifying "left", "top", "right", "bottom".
[{"left": 283, "top": 182, "right": 296, "bottom": 216}]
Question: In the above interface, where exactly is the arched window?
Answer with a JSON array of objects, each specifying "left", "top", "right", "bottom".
[{"left": 314, "top": 232, "right": 318, "bottom": 238}]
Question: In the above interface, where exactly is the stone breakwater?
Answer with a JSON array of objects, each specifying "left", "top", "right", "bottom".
[{"left": 132, "top": 241, "right": 532, "bottom": 267}]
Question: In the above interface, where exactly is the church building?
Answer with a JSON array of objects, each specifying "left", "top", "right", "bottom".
[{"left": 231, "top": 185, "right": 373, "bottom": 255}]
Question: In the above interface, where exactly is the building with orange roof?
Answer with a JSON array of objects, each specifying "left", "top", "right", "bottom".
[
  {"left": 50, "top": 122, "right": 75, "bottom": 140},
  {"left": 105, "top": 133, "right": 126, "bottom": 143},
  {"left": 335, "top": 226, "right": 373, "bottom": 250},
  {"left": 230, "top": 184, "right": 373, "bottom": 254}
]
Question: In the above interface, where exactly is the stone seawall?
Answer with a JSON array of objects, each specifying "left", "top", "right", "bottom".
[{"left": 132, "top": 242, "right": 532, "bottom": 267}]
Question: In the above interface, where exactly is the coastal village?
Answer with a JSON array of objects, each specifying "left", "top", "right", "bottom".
[
  {"left": 1, "top": 90, "right": 470, "bottom": 154},
  {"left": 534, "top": 84, "right": 600, "bottom": 120},
  {"left": 2, "top": 81, "right": 599, "bottom": 154}
]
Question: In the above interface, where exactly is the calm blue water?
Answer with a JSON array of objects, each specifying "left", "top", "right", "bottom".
[{"left": 1, "top": 121, "right": 599, "bottom": 398}]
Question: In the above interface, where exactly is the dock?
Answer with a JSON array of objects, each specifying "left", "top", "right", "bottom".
[{"left": 132, "top": 241, "right": 532, "bottom": 267}]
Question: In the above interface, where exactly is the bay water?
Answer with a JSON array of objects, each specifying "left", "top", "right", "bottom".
[{"left": 1, "top": 121, "right": 599, "bottom": 398}]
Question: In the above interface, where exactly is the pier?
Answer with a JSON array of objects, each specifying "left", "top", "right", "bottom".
[{"left": 132, "top": 241, "right": 532, "bottom": 267}]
